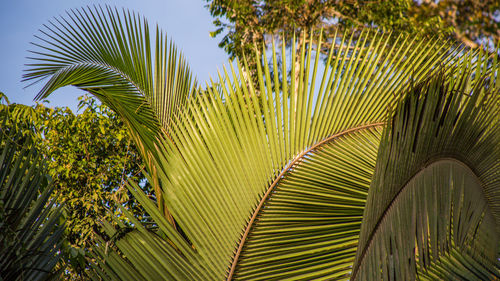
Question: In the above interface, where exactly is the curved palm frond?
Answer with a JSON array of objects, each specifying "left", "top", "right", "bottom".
[
  {"left": 23, "top": 6, "right": 196, "bottom": 217},
  {"left": 0, "top": 110, "right": 65, "bottom": 281},
  {"left": 24, "top": 5, "right": 195, "bottom": 134},
  {"left": 351, "top": 69, "right": 500, "bottom": 280},
  {"left": 231, "top": 126, "right": 383, "bottom": 280}
]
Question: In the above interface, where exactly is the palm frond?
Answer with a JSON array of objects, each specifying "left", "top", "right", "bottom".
[
  {"left": 351, "top": 68, "right": 500, "bottom": 280},
  {"left": 232, "top": 126, "right": 383, "bottom": 280},
  {"left": 23, "top": 6, "right": 196, "bottom": 217}
]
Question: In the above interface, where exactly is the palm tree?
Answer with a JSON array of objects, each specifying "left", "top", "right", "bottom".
[{"left": 24, "top": 6, "right": 499, "bottom": 280}]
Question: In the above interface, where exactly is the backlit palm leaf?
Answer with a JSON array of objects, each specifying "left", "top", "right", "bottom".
[
  {"left": 232, "top": 126, "right": 383, "bottom": 280},
  {"left": 23, "top": 6, "right": 195, "bottom": 216}
]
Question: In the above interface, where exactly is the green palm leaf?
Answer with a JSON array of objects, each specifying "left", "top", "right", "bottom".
[
  {"left": 351, "top": 69, "right": 500, "bottom": 280},
  {"left": 232, "top": 126, "right": 383, "bottom": 280},
  {"left": 23, "top": 6, "right": 196, "bottom": 217}
]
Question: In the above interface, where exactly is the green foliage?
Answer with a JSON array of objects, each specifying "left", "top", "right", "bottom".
[
  {"left": 1, "top": 94, "right": 151, "bottom": 278},
  {"left": 205, "top": 0, "right": 499, "bottom": 60},
  {"left": 0, "top": 106, "right": 65, "bottom": 281},
  {"left": 39, "top": 96, "right": 150, "bottom": 248},
  {"left": 5, "top": 95, "right": 150, "bottom": 247}
]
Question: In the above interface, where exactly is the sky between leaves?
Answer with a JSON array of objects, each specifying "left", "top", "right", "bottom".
[{"left": 0, "top": 0, "right": 229, "bottom": 112}]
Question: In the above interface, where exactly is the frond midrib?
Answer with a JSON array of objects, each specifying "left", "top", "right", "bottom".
[
  {"left": 36, "top": 60, "right": 148, "bottom": 99},
  {"left": 227, "top": 121, "right": 385, "bottom": 280},
  {"left": 351, "top": 157, "right": 496, "bottom": 279}
]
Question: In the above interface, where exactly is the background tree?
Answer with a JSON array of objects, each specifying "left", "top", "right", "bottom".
[
  {"left": 38, "top": 96, "right": 150, "bottom": 247},
  {"left": 205, "top": 0, "right": 415, "bottom": 93},
  {"left": 1, "top": 94, "right": 152, "bottom": 278},
  {"left": 206, "top": 0, "right": 499, "bottom": 61},
  {"left": 206, "top": 0, "right": 408, "bottom": 59},
  {"left": 0, "top": 96, "right": 65, "bottom": 281},
  {"left": 409, "top": 0, "right": 500, "bottom": 48}
]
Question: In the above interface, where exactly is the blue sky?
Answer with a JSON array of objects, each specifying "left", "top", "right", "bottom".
[{"left": 0, "top": 0, "right": 229, "bottom": 112}]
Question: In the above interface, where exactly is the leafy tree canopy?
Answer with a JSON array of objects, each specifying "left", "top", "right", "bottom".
[
  {"left": 206, "top": 0, "right": 500, "bottom": 60},
  {"left": 0, "top": 94, "right": 151, "bottom": 277},
  {"left": 0, "top": 97, "right": 65, "bottom": 281}
]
